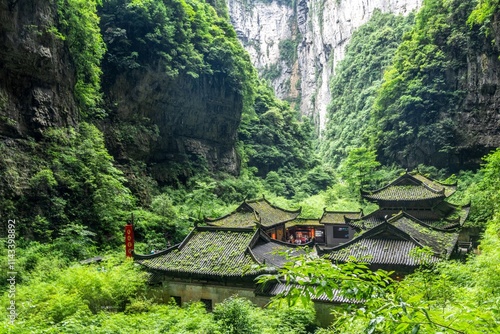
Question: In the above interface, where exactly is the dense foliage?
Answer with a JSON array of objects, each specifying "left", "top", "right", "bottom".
[
  {"left": 2, "top": 0, "right": 500, "bottom": 333},
  {"left": 0, "top": 247, "right": 316, "bottom": 333},
  {"left": 57, "top": 0, "right": 106, "bottom": 118},
  {"left": 238, "top": 81, "right": 322, "bottom": 199},
  {"left": 263, "top": 149, "right": 500, "bottom": 333},
  {"left": 99, "top": 0, "right": 256, "bottom": 105},
  {"left": 0, "top": 123, "right": 132, "bottom": 247},
  {"left": 372, "top": 0, "right": 483, "bottom": 169},
  {"left": 321, "top": 10, "right": 415, "bottom": 165}
]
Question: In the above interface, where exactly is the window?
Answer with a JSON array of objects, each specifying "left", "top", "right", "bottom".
[
  {"left": 171, "top": 296, "right": 181, "bottom": 306},
  {"left": 201, "top": 298, "right": 213, "bottom": 312},
  {"left": 333, "top": 226, "right": 349, "bottom": 239}
]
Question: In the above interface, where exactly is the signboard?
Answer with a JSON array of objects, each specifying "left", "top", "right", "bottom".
[{"left": 125, "top": 224, "right": 134, "bottom": 258}]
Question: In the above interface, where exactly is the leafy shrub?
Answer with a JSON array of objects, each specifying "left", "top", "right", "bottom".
[{"left": 213, "top": 296, "right": 259, "bottom": 334}]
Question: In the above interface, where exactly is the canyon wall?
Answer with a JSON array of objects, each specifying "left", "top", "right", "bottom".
[
  {"left": 228, "top": 0, "right": 422, "bottom": 130},
  {"left": 0, "top": 0, "right": 78, "bottom": 139}
]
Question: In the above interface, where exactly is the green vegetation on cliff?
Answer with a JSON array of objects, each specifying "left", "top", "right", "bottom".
[
  {"left": 321, "top": 10, "right": 415, "bottom": 166},
  {"left": 0, "top": 123, "right": 132, "bottom": 247},
  {"left": 372, "top": 0, "right": 479, "bottom": 168},
  {"left": 100, "top": 0, "right": 256, "bottom": 105},
  {"left": 322, "top": 0, "right": 499, "bottom": 172},
  {"left": 2, "top": 0, "right": 500, "bottom": 332},
  {"left": 57, "top": 0, "right": 106, "bottom": 118}
]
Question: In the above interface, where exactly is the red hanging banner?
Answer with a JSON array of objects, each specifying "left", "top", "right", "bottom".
[{"left": 125, "top": 223, "right": 134, "bottom": 258}]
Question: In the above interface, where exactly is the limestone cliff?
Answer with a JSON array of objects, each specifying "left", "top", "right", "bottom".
[
  {"left": 0, "top": 0, "right": 78, "bottom": 139},
  {"left": 228, "top": 0, "right": 422, "bottom": 129}
]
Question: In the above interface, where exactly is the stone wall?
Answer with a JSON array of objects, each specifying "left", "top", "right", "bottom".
[
  {"left": 0, "top": 0, "right": 78, "bottom": 139},
  {"left": 158, "top": 279, "right": 269, "bottom": 307},
  {"left": 104, "top": 68, "right": 242, "bottom": 176}
]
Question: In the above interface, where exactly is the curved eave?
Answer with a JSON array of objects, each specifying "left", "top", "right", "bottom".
[
  {"left": 319, "top": 210, "right": 362, "bottom": 224},
  {"left": 388, "top": 211, "right": 460, "bottom": 233},
  {"left": 137, "top": 263, "right": 268, "bottom": 279},
  {"left": 362, "top": 192, "right": 445, "bottom": 202},
  {"left": 133, "top": 243, "right": 180, "bottom": 260}
]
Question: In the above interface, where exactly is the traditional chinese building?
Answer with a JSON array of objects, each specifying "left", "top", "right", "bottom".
[
  {"left": 317, "top": 171, "right": 470, "bottom": 276},
  {"left": 134, "top": 218, "right": 306, "bottom": 310},
  {"left": 134, "top": 171, "right": 470, "bottom": 319}
]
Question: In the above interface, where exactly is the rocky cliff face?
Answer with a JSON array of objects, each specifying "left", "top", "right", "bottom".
[
  {"left": 103, "top": 68, "right": 242, "bottom": 178},
  {"left": 228, "top": 0, "right": 422, "bottom": 130},
  {"left": 457, "top": 12, "right": 500, "bottom": 167},
  {"left": 0, "top": 0, "right": 78, "bottom": 139}
]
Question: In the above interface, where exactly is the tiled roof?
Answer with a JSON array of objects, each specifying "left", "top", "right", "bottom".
[
  {"left": 205, "top": 204, "right": 259, "bottom": 228},
  {"left": 135, "top": 226, "right": 264, "bottom": 277},
  {"left": 412, "top": 173, "right": 457, "bottom": 197},
  {"left": 361, "top": 172, "right": 450, "bottom": 202},
  {"left": 345, "top": 210, "right": 385, "bottom": 230},
  {"left": 320, "top": 213, "right": 459, "bottom": 267},
  {"left": 246, "top": 198, "right": 301, "bottom": 227},
  {"left": 320, "top": 211, "right": 362, "bottom": 225},
  {"left": 251, "top": 237, "right": 308, "bottom": 268},
  {"left": 323, "top": 238, "right": 440, "bottom": 266},
  {"left": 388, "top": 212, "right": 459, "bottom": 258},
  {"left": 362, "top": 185, "right": 444, "bottom": 201},
  {"left": 459, "top": 205, "right": 471, "bottom": 225},
  {"left": 346, "top": 206, "right": 467, "bottom": 231}
]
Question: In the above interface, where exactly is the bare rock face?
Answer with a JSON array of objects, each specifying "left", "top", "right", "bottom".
[
  {"left": 456, "top": 14, "right": 500, "bottom": 167},
  {"left": 105, "top": 69, "right": 242, "bottom": 176},
  {"left": 0, "top": 0, "right": 78, "bottom": 139},
  {"left": 228, "top": 1, "right": 295, "bottom": 98},
  {"left": 228, "top": 0, "right": 422, "bottom": 130}
]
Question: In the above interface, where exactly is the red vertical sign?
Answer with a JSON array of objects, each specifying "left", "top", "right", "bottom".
[{"left": 125, "top": 224, "right": 134, "bottom": 258}]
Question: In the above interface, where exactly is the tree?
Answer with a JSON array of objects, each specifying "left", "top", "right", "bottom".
[{"left": 339, "top": 147, "right": 380, "bottom": 191}]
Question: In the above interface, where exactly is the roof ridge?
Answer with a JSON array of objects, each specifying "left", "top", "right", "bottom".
[
  {"left": 205, "top": 202, "right": 256, "bottom": 222},
  {"left": 246, "top": 197, "right": 302, "bottom": 214},
  {"left": 389, "top": 211, "right": 460, "bottom": 233},
  {"left": 196, "top": 225, "right": 257, "bottom": 232},
  {"left": 318, "top": 220, "right": 424, "bottom": 255},
  {"left": 361, "top": 172, "right": 448, "bottom": 196}
]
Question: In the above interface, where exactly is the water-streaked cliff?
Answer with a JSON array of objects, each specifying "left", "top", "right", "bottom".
[{"left": 228, "top": 0, "right": 422, "bottom": 130}]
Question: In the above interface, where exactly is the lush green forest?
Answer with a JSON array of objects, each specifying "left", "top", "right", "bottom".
[{"left": 1, "top": 0, "right": 500, "bottom": 332}]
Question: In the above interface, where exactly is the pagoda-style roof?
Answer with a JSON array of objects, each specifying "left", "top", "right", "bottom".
[
  {"left": 346, "top": 204, "right": 470, "bottom": 232},
  {"left": 320, "top": 212, "right": 460, "bottom": 267},
  {"left": 134, "top": 226, "right": 265, "bottom": 278},
  {"left": 318, "top": 222, "right": 443, "bottom": 267},
  {"left": 361, "top": 172, "right": 455, "bottom": 203},
  {"left": 345, "top": 210, "right": 385, "bottom": 230},
  {"left": 320, "top": 210, "right": 362, "bottom": 225},
  {"left": 205, "top": 203, "right": 260, "bottom": 229},
  {"left": 134, "top": 225, "right": 311, "bottom": 279},
  {"left": 245, "top": 198, "right": 301, "bottom": 228},
  {"left": 412, "top": 173, "right": 457, "bottom": 197}
]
